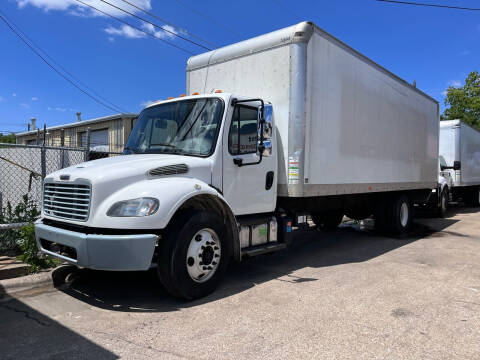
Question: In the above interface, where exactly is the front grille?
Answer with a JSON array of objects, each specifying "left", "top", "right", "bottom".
[
  {"left": 149, "top": 163, "right": 189, "bottom": 176},
  {"left": 43, "top": 182, "right": 91, "bottom": 222}
]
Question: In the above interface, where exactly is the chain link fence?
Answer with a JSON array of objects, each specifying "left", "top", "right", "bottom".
[{"left": 0, "top": 132, "right": 123, "bottom": 252}]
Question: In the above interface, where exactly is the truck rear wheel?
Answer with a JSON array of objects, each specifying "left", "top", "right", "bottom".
[
  {"left": 157, "top": 211, "right": 231, "bottom": 300},
  {"left": 375, "top": 194, "right": 413, "bottom": 234},
  {"left": 311, "top": 211, "right": 344, "bottom": 231},
  {"left": 390, "top": 194, "right": 413, "bottom": 234}
]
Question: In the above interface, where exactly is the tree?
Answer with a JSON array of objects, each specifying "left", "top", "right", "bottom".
[
  {"left": 0, "top": 132, "right": 16, "bottom": 143},
  {"left": 442, "top": 71, "right": 480, "bottom": 130}
]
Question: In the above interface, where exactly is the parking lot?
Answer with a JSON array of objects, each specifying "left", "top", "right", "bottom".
[{"left": 1, "top": 206, "right": 480, "bottom": 359}]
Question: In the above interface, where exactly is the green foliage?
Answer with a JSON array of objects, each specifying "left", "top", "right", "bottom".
[
  {"left": 0, "top": 132, "right": 16, "bottom": 143},
  {"left": 17, "top": 223, "right": 58, "bottom": 273},
  {"left": 0, "top": 194, "right": 40, "bottom": 254},
  {"left": 442, "top": 71, "right": 480, "bottom": 130}
]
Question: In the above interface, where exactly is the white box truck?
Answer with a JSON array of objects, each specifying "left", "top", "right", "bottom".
[
  {"left": 35, "top": 22, "right": 439, "bottom": 299},
  {"left": 439, "top": 119, "right": 480, "bottom": 206}
]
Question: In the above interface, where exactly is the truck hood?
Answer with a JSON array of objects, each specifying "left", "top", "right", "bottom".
[
  {"left": 47, "top": 154, "right": 212, "bottom": 188},
  {"left": 43, "top": 154, "right": 216, "bottom": 227}
]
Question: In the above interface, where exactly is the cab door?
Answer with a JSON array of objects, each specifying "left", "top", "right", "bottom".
[{"left": 222, "top": 103, "right": 276, "bottom": 215}]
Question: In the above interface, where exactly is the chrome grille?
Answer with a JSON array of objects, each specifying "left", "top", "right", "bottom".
[
  {"left": 43, "top": 183, "right": 91, "bottom": 222},
  {"left": 149, "top": 164, "right": 189, "bottom": 176}
]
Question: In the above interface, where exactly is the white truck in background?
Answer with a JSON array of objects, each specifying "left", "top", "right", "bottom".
[
  {"left": 438, "top": 120, "right": 480, "bottom": 207},
  {"left": 35, "top": 22, "right": 439, "bottom": 299}
]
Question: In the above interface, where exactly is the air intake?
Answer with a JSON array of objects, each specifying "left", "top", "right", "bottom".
[{"left": 149, "top": 164, "right": 189, "bottom": 177}]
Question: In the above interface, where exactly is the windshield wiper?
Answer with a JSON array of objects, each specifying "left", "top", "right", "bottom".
[
  {"left": 150, "top": 143, "right": 176, "bottom": 148},
  {"left": 180, "top": 102, "right": 209, "bottom": 141}
]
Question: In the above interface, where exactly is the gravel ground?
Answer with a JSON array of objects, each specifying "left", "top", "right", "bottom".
[{"left": 1, "top": 206, "right": 479, "bottom": 359}]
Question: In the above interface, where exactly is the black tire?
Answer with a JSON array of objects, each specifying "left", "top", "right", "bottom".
[
  {"left": 437, "top": 189, "right": 448, "bottom": 218},
  {"left": 311, "top": 211, "right": 344, "bottom": 231},
  {"left": 390, "top": 194, "right": 413, "bottom": 234},
  {"left": 465, "top": 186, "right": 480, "bottom": 207},
  {"left": 374, "top": 194, "right": 413, "bottom": 234},
  {"left": 157, "top": 211, "right": 232, "bottom": 300}
]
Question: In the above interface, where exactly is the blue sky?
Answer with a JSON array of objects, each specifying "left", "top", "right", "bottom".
[{"left": 0, "top": 0, "right": 479, "bottom": 133}]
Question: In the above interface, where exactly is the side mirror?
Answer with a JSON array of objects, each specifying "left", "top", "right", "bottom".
[
  {"left": 440, "top": 160, "right": 461, "bottom": 171},
  {"left": 259, "top": 104, "right": 273, "bottom": 157}
]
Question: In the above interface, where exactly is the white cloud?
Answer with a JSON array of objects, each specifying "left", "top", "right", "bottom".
[
  {"left": 448, "top": 80, "right": 462, "bottom": 88},
  {"left": 20, "top": 103, "right": 30, "bottom": 109},
  {"left": 105, "top": 24, "right": 145, "bottom": 39},
  {"left": 12, "top": 93, "right": 17, "bottom": 97},
  {"left": 108, "top": 36, "right": 115, "bottom": 42},
  {"left": 142, "top": 23, "right": 177, "bottom": 40},
  {"left": 32, "top": 96, "right": 39, "bottom": 101},
  {"left": 441, "top": 90, "right": 447, "bottom": 96},
  {"left": 16, "top": 0, "right": 152, "bottom": 18},
  {"left": 104, "top": 23, "right": 178, "bottom": 41}
]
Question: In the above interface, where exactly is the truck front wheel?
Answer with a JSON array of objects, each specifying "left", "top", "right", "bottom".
[
  {"left": 157, "top": 211, "right": 231, "bottom": 300},
  {"left": 437, "top": 189, "right": 448, "bottom": 218}
]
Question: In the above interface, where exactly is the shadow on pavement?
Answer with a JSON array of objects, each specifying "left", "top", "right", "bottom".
[
  {"left": 51, "top": 215, "right": 459, "bottom": 313},
  {"left": 0, "top": 283, "right": 118, "bottom": 359}
]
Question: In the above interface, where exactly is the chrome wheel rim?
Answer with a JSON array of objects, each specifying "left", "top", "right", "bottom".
[
  {"left": 186, "top": 228, "right": 221, "bottom": 283},
  {"left": 400, "top": 202, "right": 409, "bottom": 227}
]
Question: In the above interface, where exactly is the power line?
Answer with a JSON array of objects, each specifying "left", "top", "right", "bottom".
[
  {"left": 0, "top": 12, "right": 126, "bottom": 114},
  {"left": 97, "top": 0, "right": 211, "bottom": 51},
  {"left": 172, "top": 0, "right": 243, "bottom": 39},
  {"left": 376, "top": 0, "right": 480, "bottom": 11},
  {"left": 0, "top": 10, "right": 128, "bottom": 114},
  {"left": 74, "top": 0, "right": 195, "bottom": 55},
  {"left": 118, "top": 0, "right": 217, "bottom": 48}
]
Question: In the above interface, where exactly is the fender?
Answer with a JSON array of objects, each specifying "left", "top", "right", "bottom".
[{"left": 88, "top": 177, "right": 234, "bottom": 230}]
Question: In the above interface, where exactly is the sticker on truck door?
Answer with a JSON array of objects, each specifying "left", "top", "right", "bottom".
[{"left": 288, "top": 156, "right": 300, "bottom": 184}]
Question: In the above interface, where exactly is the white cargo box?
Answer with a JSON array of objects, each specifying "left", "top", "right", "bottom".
[
  {"left": 187, "top": 22, "right": 439, "bottom": 198},
  {"left": 440, "top": 120, "right": 480, "bottom": 187}
]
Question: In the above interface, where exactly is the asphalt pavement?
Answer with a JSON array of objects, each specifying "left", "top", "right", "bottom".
[{"left": 1, "top": 206, "right": 479, "bottom": 359}]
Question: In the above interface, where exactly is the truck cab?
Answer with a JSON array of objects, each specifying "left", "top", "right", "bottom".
[{"left": 35, "top": 93, "right": 281, "bottom": 299}]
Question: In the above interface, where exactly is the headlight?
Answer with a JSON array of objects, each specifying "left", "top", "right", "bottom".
[{"left": 107, "top": 197, "right": 159, "bottom": 217}]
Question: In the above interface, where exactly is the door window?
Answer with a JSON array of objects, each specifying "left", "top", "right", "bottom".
[{"left": 228, "top": 105, "right": 258, "bottom": 155}]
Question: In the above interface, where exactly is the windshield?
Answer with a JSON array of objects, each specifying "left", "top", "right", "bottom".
[{"left": 124, "top": 98, "right": 224, "bottom": 156}]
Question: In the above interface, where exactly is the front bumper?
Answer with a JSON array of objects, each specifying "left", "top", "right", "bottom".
[{"left": 34, "top": 220, "right": 158, "bottom": 271}]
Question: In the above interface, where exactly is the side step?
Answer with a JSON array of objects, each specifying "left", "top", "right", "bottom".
[{"left": 241, "top": 242, "right": 287, "bottom": 257}]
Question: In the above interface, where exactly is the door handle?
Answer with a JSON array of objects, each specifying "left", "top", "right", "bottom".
[{"left": 265, "top": 171, "right": 274, "bottom": 190}]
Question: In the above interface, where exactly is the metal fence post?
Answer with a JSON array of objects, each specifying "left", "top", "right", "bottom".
[
  {"left": 41, "top": 124, "right": 46, "bottom": 180},
  {"left": 84, "top": 127, "right": 91, "bottom": 162},
  {"left": 36, "top": 128, "right": 40, "bottom": 145},
  {"left": 60, "top": 128, "right": 65, "bottom": 168}
]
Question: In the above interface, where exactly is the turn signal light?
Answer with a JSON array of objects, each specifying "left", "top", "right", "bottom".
[
  {"left": 167, "top": 97, "right": 173, "bottom": 100},
  {"left": 192, "top": 92, "right": 199, "bottom": 95},
  {"left": 214, "top": 89, "right": 222, "bottom": 93},
  {"left": 179, "top": 94, "right": 186, "bottom": 97}
]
